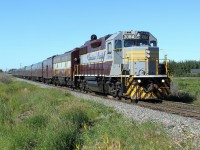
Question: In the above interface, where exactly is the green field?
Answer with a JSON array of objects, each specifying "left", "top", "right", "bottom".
[
  {"left": 0, "top": 73, "right": 198, "bottom": 149},
  {"left": 173, "top": 77, "right": 200, "bottom": 105}
]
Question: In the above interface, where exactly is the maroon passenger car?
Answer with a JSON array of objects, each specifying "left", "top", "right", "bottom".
[
  {"left": 43, "top": 56, "right": 56, "bottom": 83},
  {"left": 24, "top": 65, "right": 32, "bottom": 79},
  {"left": 32, "top": 62, "right": 43, "bottom": 81}
]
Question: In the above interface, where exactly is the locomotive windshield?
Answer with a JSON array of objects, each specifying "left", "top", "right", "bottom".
[
  {"left": 124, "top": 39, "right": 148, "bottom": 47},
  {"left": 123, "top": 32, "right": 149, "bottom": 47}
]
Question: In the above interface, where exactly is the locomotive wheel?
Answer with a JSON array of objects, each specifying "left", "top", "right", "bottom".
[
  {"left": 79, "top": 85, "right": 83, "bottom": 92},
  {"left": 118, "top": 94, "right": 122, "bottom": 100},
  {"left": 112, "top": 90, "right": 118, "bottom": 98},
  {"left": 116, "top": 90, "right": 121, "bottom": 100},
  {"left": 112, "top": 89, "right": 121, "bottom": 99},
  {"left": 79, "top": 82, "right": 84, "bottom": 92}
]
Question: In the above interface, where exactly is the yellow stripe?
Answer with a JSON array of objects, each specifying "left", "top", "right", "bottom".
[
  {"left": 124, "top": 50, "right": 159, "bottom": 62},
  {"left": 151, "top": 93, "right": 158, "bottom": 99},
  {"left": 125, "top": 50, "right": 145, "bottom": 54},
  {"left": 124, "top": 50, "right": 146, "bottom": 63},
  {"left": 126, "top": 78, "right": 136, "bottom": 95},
  {"left": 140, "top": 87, "right": 146, "bottom": 99},
  {"left": 146, "top": 93, "right": 152, "bottom": 99},
  {"left": 163, "top": 82, "right": 170, "bottom": 94},
  {"left": 126, "top": 84, "right": 135, "bottom": 96},
  {"left": 130, "top": 85, "right": 138, "bottom": 98},
  {"left": 126, "top": 76, "right": 134, "bottom": 87}
]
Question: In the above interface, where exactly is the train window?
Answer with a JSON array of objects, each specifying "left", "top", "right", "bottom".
[
  {"left": 150, "top": 41, "right": 157, "bottom": 47},
  {"left": 115, "top": 40, "right": 122, "bottom": 49},
  {"left": 107, "top": 42, "right": 112, "bottom": 54},
  {"left": 135, "top": 40, "right": 148, "bottom": 46},
  {"left": 124, "top": 39, "right": 148, "bottom": 47},
  {"left": 124, "top": 40, "right": 135, "bottom": 47}
]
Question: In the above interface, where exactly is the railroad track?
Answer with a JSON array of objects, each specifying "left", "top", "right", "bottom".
[
  {"left": 104, "top": 97, "right": 200, "bottom": 120},
  {"left": 16, "top": 77, "right": 200, "bottom": 120},
  {"left": 136, "top": 101, "right": 200, "bottom": 120}
]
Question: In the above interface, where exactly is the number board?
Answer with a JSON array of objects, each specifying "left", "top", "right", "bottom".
[
  {"left": 123, "top": 32, "right": 149, "bottom": 40},
  {"left": 138, "top": 32, "right": 149, "bottom": 40},
  {"left": 123, "top": 34, "right": 135, "bottom": 39}
]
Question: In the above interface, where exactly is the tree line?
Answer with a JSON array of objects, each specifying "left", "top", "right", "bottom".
[{"left": 168, "top": 60, "right": 200, "bottom": 77}]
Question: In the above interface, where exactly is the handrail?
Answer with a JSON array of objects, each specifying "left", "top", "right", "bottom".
[
  {"left": 156, "top": 58, "right": 158, "bottom": 75},
  {"left": 74, "top": 58, "right": 169, "bottom": 77},
  {"left": 124, "top": 57, "right": 169, "bottom": 61}
]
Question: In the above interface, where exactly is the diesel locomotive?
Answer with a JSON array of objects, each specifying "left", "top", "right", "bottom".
[{"left": 13, "top": 30, "right": 171, "bottom": 102}]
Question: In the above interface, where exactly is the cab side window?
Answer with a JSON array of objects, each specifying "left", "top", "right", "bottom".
[
  {"left": 150, "top": 41, "right": 157, "bottom": 47},
  {"left": 107, "top": 42, "right": 112, "bottom": 54},
  {"left": 115, "top": 40, "right": 122, "bottom": 49}
]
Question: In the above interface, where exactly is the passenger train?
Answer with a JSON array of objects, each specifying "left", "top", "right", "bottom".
[{"left": 13, "top": 30, "right": 171, "bottom": 102}]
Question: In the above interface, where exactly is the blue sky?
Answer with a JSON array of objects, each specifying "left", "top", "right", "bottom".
[{"left": 0, "top": 0, "right": 200, "bottom": 71}]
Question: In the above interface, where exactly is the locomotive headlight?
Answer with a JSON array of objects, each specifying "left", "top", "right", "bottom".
[
  {"left": 138, "top": 79, "right": 141, "bottom": 83},
  {"left": 146, "top": 50, "right": 150, "bottom": 58},
  {"left": 146, "top": 54, "right": 150, "bottom": 58},
  {"left": 162, "top": 79, "right": 165, "bottom": 83},
  {"left": 146, "top": 50, "right": 150, "bottom": 53}
]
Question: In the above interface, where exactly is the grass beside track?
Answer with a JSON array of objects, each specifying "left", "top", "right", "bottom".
[
  {"left": 173, "top": 77, "right": 200, "bottom": 105},
  {"left": 0, "top": 73, "right": 198, "bottom": 149}
]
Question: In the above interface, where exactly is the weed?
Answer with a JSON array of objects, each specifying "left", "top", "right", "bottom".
[
  {"left": 0, "top": 73, "right": 12, "bottom": 84},
  {"left": 46, "top": 127, "right": 78, "bottom": 150},
  {"left": 0, "top": 94, "right": 13, "bottom": 125},
  {"left": 170, "top": 78, "right": 200, "bottom": 104},
  {"left": 60, "top": 109, "right": 89, "bottom": 128},
  {"left": 11, "top": 126, "right": 39, "bottom": 150},
  {"left": 80, "top": 116, "right": 175, "bottom": 149},
  {"left": 23, "top": 115, "right": 48, "bottom": 129}
]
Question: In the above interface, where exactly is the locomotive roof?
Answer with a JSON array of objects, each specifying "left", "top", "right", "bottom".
[{"left": 82, "top": 34, "right": 111, "bottom": 47}]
